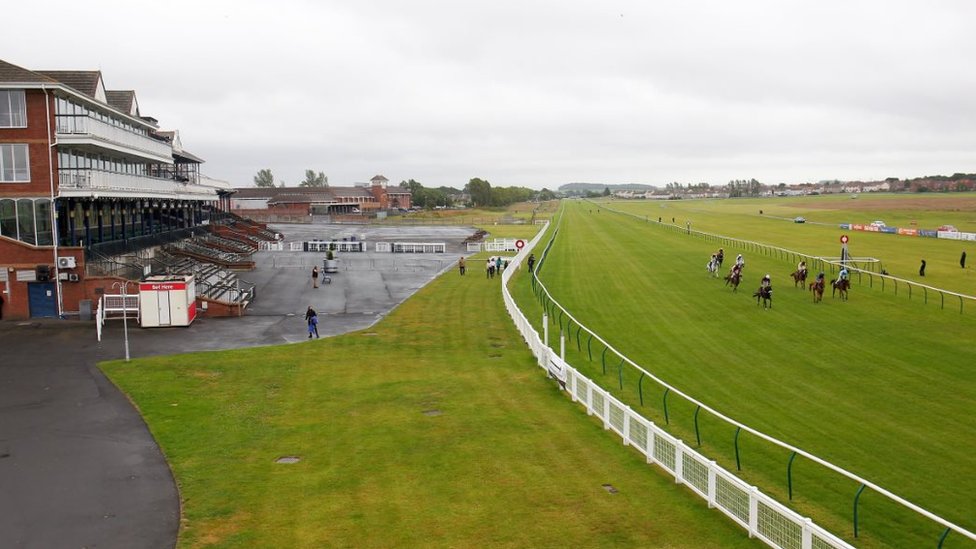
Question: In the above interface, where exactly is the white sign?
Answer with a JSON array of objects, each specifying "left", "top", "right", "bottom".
[
  {"left": 16, "top": 270, "right": 36, "bottom": 282},
  {"left": 0, "top": 270, "right": 7, "bottom": 282}
]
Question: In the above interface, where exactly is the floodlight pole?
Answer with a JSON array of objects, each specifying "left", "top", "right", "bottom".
[{"left": 113, "top": 281, "right": 131, "bottom": 362}]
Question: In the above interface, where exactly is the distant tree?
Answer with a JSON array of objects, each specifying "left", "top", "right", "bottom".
[
  {"left": 466, "top": 178, "right": 492, "bottom": 207},
  {"left": 299, "top": 170, "right": 328, "bottom": 187},
  {"left": 538, "top": 188, "right": 556, "bottom": 201},
  {"left": 254, "top": 169, "right": 275, "bottom": 188},
  {"left": 602, "top": 186, "right": 611, "bottom": 196}
]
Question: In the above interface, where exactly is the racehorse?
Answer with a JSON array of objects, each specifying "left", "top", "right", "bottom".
[
  {"left": 831, "top": 278, "right": 850, "bottom": 301},
  {"left": 724, "top": 270, "right": 742, "bottom": 292},
  {"left": 706, "top": 258, "right": 718, "bottom": 277},
  {"left": 791, "top": 269, "right": 807, "bottom": 288},
  {"left": 809, "top": 279, "right": 825, "bottom": 303},
  {"left": 753, "top": 286, "right": 772, "bottom": 309}
]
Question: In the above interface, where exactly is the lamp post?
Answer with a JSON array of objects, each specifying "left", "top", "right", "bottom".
[{"left": 112, "top": 281, "right": 131, "bottom": 362}]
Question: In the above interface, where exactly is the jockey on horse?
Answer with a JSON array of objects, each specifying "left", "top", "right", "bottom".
[
  {"left": 754, "top": 274, "right": 773, "bottom": 308},
  {"left": 792, "top": 260, "right": 808, "bottom": 287},
  {"left": 716, "top": 248, "right": 725, "bottom": 269}
]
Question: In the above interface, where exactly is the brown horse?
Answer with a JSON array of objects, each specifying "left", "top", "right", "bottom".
[
  {"left": 791, "top": 269, "right": 807, "bottom": 288},
  {"left": 831, "top": 278, "right": 850, "bottom": 301},
  {"left": 809, "top": 279, "right": 825, "bottom": 303},
  {"left": 752, "top": 285, "right": 772, "bottom": 309},
  {"left": 724, "top": 270, "right": 742, "bottom": 293}
]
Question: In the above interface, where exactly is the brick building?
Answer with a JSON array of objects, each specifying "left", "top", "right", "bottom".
[
  {"left": 0, "top": 59, "right": 230, "bottom": 320},
  {"left": 230, "top": 174, "right": 411, "bottom": 217}
]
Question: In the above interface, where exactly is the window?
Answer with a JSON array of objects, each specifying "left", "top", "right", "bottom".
[
  {"left": 34, "top": 199, "right": 53, "bottom": 246},
  {"left": 0, "top": 198, "right": 16, "bottom": 238},
  {"left": 0, "top": 144, "right": 30, "bottom": 182},
  {"left": 0, "top": 90, "right": 27, "bottom": 127},
  {"left": 17, "top": 198, "right": 35, "bottom": 245}
]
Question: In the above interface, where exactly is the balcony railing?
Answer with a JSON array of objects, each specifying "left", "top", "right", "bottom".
[
  {"left": 56, "top": 115, "right": 173, "bottom": 162},
  {"left": 59, "top": 169, "right": 218, "bottom": 199}
]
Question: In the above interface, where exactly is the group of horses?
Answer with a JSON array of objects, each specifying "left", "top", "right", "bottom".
[
  {"left": 790, "top": 269, "right": 850, "bottom": 303},
  {"left": 712, "top": 261, "right": 851, "bottom": 310}
]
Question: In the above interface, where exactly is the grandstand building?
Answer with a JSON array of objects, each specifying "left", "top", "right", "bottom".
[
  {"left": 0, "top": 58, "right": 236, "bottom": 321},
  {"left": 230, "top": 174, "right": 412, "bottom": 220}
]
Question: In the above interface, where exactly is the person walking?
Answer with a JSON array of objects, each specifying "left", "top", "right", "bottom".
[
  {"left": 305, "top": 306, "right": 319, "bottom": 338},
  {"left": 527, "top": 253, "right": 536, "bottom": 272},
  {"left": 486, "top": 258, "right": 494, "bottom": 279},
  {"left": 919, "top": 259, "right": 926, "bottom": 277},
  {"left": 961, "top": 251, "right": 967, "bottom": 269},
  {"left": 458, "top": 256, "right": 466, "bottom": 276},
  {"left": 311, "top": 266, "right": 320, "bottom": 288}
]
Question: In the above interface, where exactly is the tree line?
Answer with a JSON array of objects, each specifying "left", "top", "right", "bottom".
[{"left": 252, "top": 170, "right": 555, "bottom": 208}]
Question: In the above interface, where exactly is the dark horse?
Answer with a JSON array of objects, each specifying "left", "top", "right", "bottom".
[
  {"left": 791, "top": 269, "right": 807, "bottom": 288},
  {"left": 753, "top": 286, "right": 772, "bottom": 309},
  {"left": 809, "top": 279, "right": 825, "bottom": 303},
  {"left": 724, "top": 270, "right": 742, "bottom": 293},
  {"left": 831, "top": 278, "right": 850, "bottom": 301}
]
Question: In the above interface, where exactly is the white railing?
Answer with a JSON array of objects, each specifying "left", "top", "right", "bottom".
[
  {"left": 58, "top": 169, "right": 218, "bottom": 200},
  {"left": 304, "top": 240, "right": 366, "bottom": 253},
  {"left": 484, "top": 238, "right": 519, "bottom": 252},
  {"left": 515, "top": 210, "right": 976, "bottom": 547},
  {"left": 466, "top": 242, "right": 483, "bottom": 252},
  {"left": 56, "top": 115, "right": 172, "bottom": 162},
  {"left": 391, "top": 242, "right": 445, "bottom": 253},
  {"left": 95, "top": 294, "right": 139, "bottom": 341},
  {"left": 259, "top": 241, "right": 284, "bottom": 251},
  {"left": 500, "top": 222, "right": 856, "bottom": 549}
]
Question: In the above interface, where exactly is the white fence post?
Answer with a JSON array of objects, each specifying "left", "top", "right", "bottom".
[
  {"left": 675, "top": 440, "right": 684, "bottom": 485},
  {"left": 623, "top": 406, "right": 631, "bottom": 446},
  {"left": 560, "top": 330, "right": 565, "bottom": 361},
  {"left": 543, "top": 313, "right": 548, "bottom": 347},
  {"left": 646, "top": 422, "right": 656, "bottom": 464},
  {"left": 802, "top": 518, "right": 813, "bottom": 549},
  {"left": 748, "top": 486, "right": 760, "bottom": 538},
  {"left": 707, "top": 461, "right": 717, "bottom": 509},
  {"left": 602, "top": 391, "right": 610, "bottom": 430}
]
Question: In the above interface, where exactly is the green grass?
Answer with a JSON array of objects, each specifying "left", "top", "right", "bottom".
[
  {"left": 508, "top": 200, "right": 976, "bottom": 549},
  {"left": 607, "top": 194, "right": 976, "bottom": 296},
  {"left": 102, "top": 251, "right": 762, "bottom": 548}
]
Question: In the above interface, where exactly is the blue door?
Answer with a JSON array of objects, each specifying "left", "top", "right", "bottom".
[{"left": 28, "top": 282, "right": 57, "bottom": 318}]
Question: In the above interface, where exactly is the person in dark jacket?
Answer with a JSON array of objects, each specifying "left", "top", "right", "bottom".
[{"left": 919, "top": 259, "right": 926, "bottom": 277}]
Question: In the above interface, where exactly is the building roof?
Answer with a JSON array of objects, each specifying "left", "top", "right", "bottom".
[
  {"left": 330, "top": 187, "right": 372, "bottom": 198},
  {"left": 371, "top": 175, "right": 389, "bottom": 182},
  {"left": 174, "top": 149, "right": 205, "bottom": 164},
  {"left": 233, "top": 186, "right": 379, "bottom": 202},
  {"left": 0, "top": 59, "right": 59, "bottom": 84},
  {"left": 105, "top": 90, "right": 137, "bottom": 115},
  {"left": 36, "top": 70, "right": 103, "bottom": 97}
]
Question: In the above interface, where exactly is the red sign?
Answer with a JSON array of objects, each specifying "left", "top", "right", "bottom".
[
  {"left": 840, "top": 235, "right": 849, "bottom": 244},
  {"left": 140, "top": 282, "right": 187, "bottom": 291},
  {"left": 515, "top": 239, "right": 525, "bottom": 250}
]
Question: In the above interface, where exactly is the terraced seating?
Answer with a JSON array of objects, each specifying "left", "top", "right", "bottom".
[
  {"left": 151, "top": 249, "right": 253, "bottom": 308},
  {"left": 198, "top": 234, "right": 257, "bottom": 254},
  {"left": 165, "top": 241, "right": 256, "bottom": 270}
]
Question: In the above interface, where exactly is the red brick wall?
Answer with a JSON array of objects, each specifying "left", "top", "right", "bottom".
[
  {"left": 0, "top": 89, "right": 56, "bottom": 198},
  {"left": 0, "top": 236, "right": 86, "bottom": 320}
]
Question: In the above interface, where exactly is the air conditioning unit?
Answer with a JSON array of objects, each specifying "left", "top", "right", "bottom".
[
  {"left": 68, "top": 273, "right": 80, "bottom": 282},
  {"left": 57, "top": 256, "right": 77, "bottom": 269}
]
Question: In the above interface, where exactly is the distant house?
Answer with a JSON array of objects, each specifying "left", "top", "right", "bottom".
[{"left": 231, "top": 174, "right": 411, "bottom": 216}]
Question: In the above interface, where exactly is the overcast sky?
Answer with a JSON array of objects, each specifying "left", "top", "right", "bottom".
[{"left": 6, "top": 1, "right": 976, "bottom": 189}]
